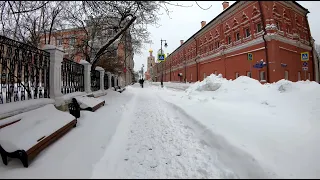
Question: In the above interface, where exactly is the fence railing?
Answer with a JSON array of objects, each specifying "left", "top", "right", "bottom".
[
  {"left": 61, "top": 58, "right": 84, "bottom": 94},
  {"left": 91, "top": 69, "right": 100, "bottom": 91},
  {"left": 104, "top": 73, "right": 109, "bottom": 89},
  {"left": 0, "top": 35, "right": 50, "bottom": 104}
]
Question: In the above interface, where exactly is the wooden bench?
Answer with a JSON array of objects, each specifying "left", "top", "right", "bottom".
[
  {"left": 114, "top": 86, "right": 126, "bottom": 93},
  {"left": 73, "top": 97, "right": 105, "bottom": 113},
  {"left": 0, "top": 106, "right": 77, "bottom": 168}
]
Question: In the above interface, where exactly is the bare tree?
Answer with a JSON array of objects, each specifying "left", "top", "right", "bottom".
[{"left": 0, "top": 1, "right": 211, "bottom": 70}]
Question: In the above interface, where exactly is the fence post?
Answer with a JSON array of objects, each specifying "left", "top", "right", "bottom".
[
  {"left": 43, "top": 45, "right": 64, "bottom": 106},
  {"left": 95, "top": 66, "right": 105, "bottom": 91},
  {"left": 106, "top": 71, "right": 111, "bottom": 89},
  {"left": 79, "top": 60, "right": 92, "bottom": 93},
  {"left": 114, "top": 75, "right": 118, "bottom": 87}
]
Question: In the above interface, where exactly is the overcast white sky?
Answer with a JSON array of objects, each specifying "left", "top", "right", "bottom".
[{"left": 133, "top": 1, "right": 320, "bottom": 72}]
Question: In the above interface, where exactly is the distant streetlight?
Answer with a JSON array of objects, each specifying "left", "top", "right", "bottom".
[{"left": 160, "top": 39, "right": 168, "bottom": 88}]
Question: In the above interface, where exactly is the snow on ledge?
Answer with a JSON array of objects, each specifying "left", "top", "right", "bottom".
[
  {"left": 79, "top": 60, "right": 90, "bottom": 64},
  {"left": 0, "top": 98, "right": 55, "bottom": 120},
  {"left": 0, "top": 104, "right": 75, "bottom": 152},
  {"left": 62, "top": 91, "right": 87, "bottom": 101},
  {"left": 95, "top": 66, "right": 104, "bottom": 71}
]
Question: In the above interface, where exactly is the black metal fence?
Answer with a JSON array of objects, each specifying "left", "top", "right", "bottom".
[
  {"left": 61, "top": 58, "right": 84, "bottom": 94},
  {"left": 104, "top": 73, "right": 109, "bottom": 89},
  {"left": 0, "top": 35, "right": 50, "bottom": 104},
  {"left": 91, "top": 69, "right": 100, "bottom": 91}
]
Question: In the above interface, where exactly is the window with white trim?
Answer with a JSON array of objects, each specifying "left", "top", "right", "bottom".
[
  {"left": 276, "top": 21, "right": 281, "bottom": 31},
  {"left": 247, "top": 71, "right": 251, "bottom": 78},
  {"left": 57, "top": 39, "right": 62, "bottom": 45},
  {"left": 235, "top": 72, "right": 239, "bottom": 78},
  {"left": 298, "top": 72, "right": 301, "bottom": 81},
  {"left": 245, "top": 28, "right": 250, "bottom": 37},
  {"left": 260, "top": 71, "right": 265, "bottom": 81},
  {"left": 70, "top": 37, "right": 75, "bottom": 45},
  {"left": 256, "top": 23, "right": 262, "bottom": 33},
  {"left": 284, "top": 71, "right": 289, "bottom": 80},
  {"left": 235, "top": 32, "right": 240, "bottom": 41}
]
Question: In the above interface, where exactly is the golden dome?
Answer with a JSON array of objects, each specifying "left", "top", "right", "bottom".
[{"left": 149, "top": 49, "right": 153, "bottom": 52}]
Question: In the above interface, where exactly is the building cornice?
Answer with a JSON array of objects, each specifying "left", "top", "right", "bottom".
[{"left": 264, "top": 33, "right": 312, "bottom": 51}]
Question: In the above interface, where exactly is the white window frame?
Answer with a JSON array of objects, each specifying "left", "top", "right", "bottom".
[
  {"left": 228, "top": 36, "right": 231, "bottom": 44},
  {"left": 247, "top": 71, "right": 251, "bottom": 78},
  {"left": 236, "top": 32, "right": 240, "bottom": 41},
  {"left": 256, "top": 23, "right": 262, "bottom": 33},
  {"left": 260, "top": 71, "right": 265, "bottom": 81},
  {"left": 245, "top": 28, "right": 250, "bottom": 37},
  {"left": 276, "top": 21, "right": 281, "bottom": 31},
  {"left": 284, "top": 70, "right": 289, "bottom": 80}
]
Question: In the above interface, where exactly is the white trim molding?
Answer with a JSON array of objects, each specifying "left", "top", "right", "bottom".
[
  {"left": 264, "top": 34, "right": 312, "bottom": 51},
  {"left": 197, "top": 37, "right": 265, "bottom": 63}
]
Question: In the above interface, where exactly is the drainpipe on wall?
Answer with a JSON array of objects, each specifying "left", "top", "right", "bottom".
[
  {"left": 258, "top": 1, "right": 270, "bottom": 83},
  {"left": 184, "top": 51, "right": 187, "bottom": 83},
  {"left": 305, "top": 13, "right": 319, "bottom": 82},
  {"left": 193, "top": 37, "right": 199, "bottom": 81}
]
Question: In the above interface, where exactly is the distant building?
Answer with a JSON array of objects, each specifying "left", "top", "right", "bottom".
[
  {"left": 145, "top": 49, "right": 156, "bottom": 81},
  {"left": 155, "top": 1, "right": 318, "bottom": 83},
  {"left": 39, "top": 18, "right": 135, "bottom": 85}
]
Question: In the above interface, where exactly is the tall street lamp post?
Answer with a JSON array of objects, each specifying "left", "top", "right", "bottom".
[{"left": 160, "top": 39, "right": 168, "bottom": 88}]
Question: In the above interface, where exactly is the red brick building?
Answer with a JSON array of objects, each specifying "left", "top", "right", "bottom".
[
  {"left": 39, "top": 28, "right": 87, "bottom": 63},
  {"left": 155, "top": 1, "right": 318, "bottom": 83}
]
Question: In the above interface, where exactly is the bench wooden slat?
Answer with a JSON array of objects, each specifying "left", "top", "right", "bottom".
[
  {"left": 0, "top": 120, "right": 21, "bottom": 129},
  {"left": 92, "top": 101, "right": 105, "bottom": 112},
  {"left": 26, "top": 119, "right": 77, "bottom": 163}
]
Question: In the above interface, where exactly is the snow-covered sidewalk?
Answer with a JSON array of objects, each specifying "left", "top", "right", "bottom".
[
  {"left": 91, "top": 85, "right": 239, "bottom": 179},
  {"left": 0, "top": 90, "right": 134, "bottom": 179}
]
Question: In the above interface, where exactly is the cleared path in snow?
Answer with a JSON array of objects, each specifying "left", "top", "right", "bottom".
[{"left": 91, "top": 84, "right": 238, "bottom": 179}]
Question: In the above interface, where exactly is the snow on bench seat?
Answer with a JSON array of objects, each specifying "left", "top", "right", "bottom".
[
  {"left": 74, "top": 96, "right": 105, "bottom": 112},
  {"left": 0, "top": 104, "right": 75, "bottom": 153},
  {"left": 92, "top": 90, "right": 108, "bottom": 98},
  {"left": 0, "top": 98, "right": 55, "bottom": 120}
]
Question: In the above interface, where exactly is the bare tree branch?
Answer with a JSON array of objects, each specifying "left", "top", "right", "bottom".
[
  {"left": 12, "top": 1, "right": 50, "bottom": 14},
  {"left": 195, "top": 1, "right": 212, "bottom": 10}
]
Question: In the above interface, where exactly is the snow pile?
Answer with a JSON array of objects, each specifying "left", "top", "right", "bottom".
[
  {"left": 186, "top": 74, "right": 225, "bottom": 93},
  {"left": 161, "top": 73, "right": 320, "bottom": 178},
  {"left": 0, "top": 104, "right": 75, "bottom": 152}
]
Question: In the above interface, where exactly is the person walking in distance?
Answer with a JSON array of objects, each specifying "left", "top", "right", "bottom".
[
  {"left": 139, "top": 78, "right": 144, "bottom": 88},
  {"left": 141, "top": 78, "right": 144, "bottom": 88}
]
